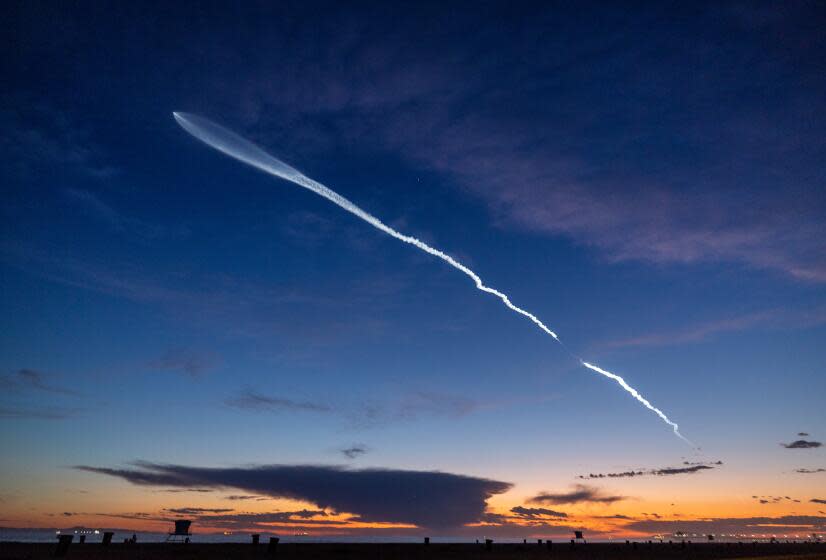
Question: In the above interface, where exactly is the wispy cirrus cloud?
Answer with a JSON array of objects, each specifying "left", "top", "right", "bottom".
[
  {"left": 63, "top": 188, "right": 190, "bottom": 240},
  {"left": 153, "top": 349, "right": 220, "bottom": 378},
  {"left": 0, "top": 405, "right": 81, "bottom": 420},
  {"left": 212, "top": 4, "right": 826, "bottom": 283},
  {"left": 0, "top": 369, "right": 77, "bottom": 395},
  {"left": 224, "top": 389, "right": 332, "bottom": 413},
  {"left": 603, "top": 307, "right": 826, "bottom": 349},
  {"left": 0, "top": 369, "right": 83, "bottom": 421},
  {"left": 221, "top": 387, "right": 481, "bottom": 429},
  {"left": 1, "top": 99, "right": 118, "bottom": 179}
]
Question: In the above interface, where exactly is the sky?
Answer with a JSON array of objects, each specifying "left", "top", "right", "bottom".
[{"left": 1, "top": 1, "right": 825, "bottom": 540}]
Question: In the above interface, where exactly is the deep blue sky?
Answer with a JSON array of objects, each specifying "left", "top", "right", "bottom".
[{"left": 1, "top": 1, "right": 824, "bottom": 536}]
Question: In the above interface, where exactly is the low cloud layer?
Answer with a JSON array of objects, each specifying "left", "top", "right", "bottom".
[
  {"left": 75, "top": 462, "right": 511, "bottom": 528},
  {"left": 164, "top": 507, "right": 233, "bottom": 514},
  {"left": 626, "top": 515, "right": 826, "bottom": 534},
  {"left": 528, "top": 484, "right": 624, "bottom": 505}
]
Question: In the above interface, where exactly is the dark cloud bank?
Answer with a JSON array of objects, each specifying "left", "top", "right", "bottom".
[{"left": 75, "top": 462, "right": 511, "bottom": 528}]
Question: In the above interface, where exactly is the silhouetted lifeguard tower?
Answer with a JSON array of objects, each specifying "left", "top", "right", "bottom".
[
  {"left": 573, "top": 530, "right": 586, "bottom": 544},
  {"left": 166, "top": 520, "right": 192, "bottom": 543}
]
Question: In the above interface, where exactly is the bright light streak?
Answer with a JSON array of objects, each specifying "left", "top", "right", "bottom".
[
  {"left": 581, "top": 361, "right": 692, "bottom": 446},
  {"left": 173, "top": 112, "right": 693, "bottom": 445}
]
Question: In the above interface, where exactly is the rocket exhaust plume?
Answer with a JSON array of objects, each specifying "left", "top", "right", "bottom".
[{"left": 173, "top": 112, "right": 693, "bottom": 446}]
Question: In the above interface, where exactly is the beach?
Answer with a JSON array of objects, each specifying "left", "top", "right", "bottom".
[{"left": 2, "top": 541, "right": 825, "bottom": 560}]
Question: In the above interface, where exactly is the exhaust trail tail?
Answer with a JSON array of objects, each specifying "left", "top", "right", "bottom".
[{"left": 173, "top": 112, "right": 693, "bottom": 446}]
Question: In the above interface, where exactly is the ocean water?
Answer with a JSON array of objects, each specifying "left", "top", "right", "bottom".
[{"left": 0, "top": 529, "right": 539, "bottom": 544}]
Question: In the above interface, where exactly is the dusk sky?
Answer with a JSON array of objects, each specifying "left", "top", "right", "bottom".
[{"left": 2, "top": 2, "right": 825, "bottom": 539}]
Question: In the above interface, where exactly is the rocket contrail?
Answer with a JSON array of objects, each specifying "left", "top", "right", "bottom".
[{"left": 173, "top": 112, "right": 692, "bottom": 446}]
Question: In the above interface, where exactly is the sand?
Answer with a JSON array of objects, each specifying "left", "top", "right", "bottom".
[{"left": 1, "top": 541, "right": 824, "bottom": 560}]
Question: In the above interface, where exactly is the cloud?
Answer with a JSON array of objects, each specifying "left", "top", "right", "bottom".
[
  {"left": 215, "top": 4, "right": 826, "bottom": 283},
  {"left": 782, "top": 440, "right": 822, "bottom": 449},
  {"left": 346, "top": 391, "right": 479, "bottom": 429},
  {"left": 528, "top": 484, "right": 624, "bottom": 505},
  {"left": 812, "top": 499, "right": 826, "bottom": 505},
  {"left": 753, "top": 495, "right": 800, "bottom": 504},
  {"left": 799, "top": 432, "right": 810, "bottom": 437},
  {"left": 63, "top": 188, "right": 189, "bottom": 240},
  {"left": 577, "top": 462, "right": 719, "bottom": 479},
  {"left": 341, "top": 444, "right": 369, "bottom": 459},
  {"left": 603, "top": 308, "right": 826, "bottom": 349},
  {"left": 795, "top": 468, "right": 825, "bottom": 474},
  {"left": 163, "top": 507, "right": 234, "bottom": 515},
  {"left": 153, "top": 349, "right": 220, "bottom": 378},
  {"left": 223, "top": 387, "right": 482, "bottom": 428},
  {"left": 626, "top": 515, "right": 826, "bottom": 535},
  {"left": 224, "top": 390, "right": 331, "bottom": 413},
  {"left": 0, "top": 405, "right": 80, "bottom": 420},
  {"left": 178, "top": 509, "right": 335, "bottom": 530},
  {"left": 0, "top": 369, "right": 77, "bottom": 395},
  {"left": 1, "top": 99, "right": 118, "bottom": 179},
  {"left": 509, "top": 506, "right": 567, "bottom": 519},
  {"left": 74, "top": 461, "right": 512, "bottom": 528},
  {"left": 153, "top": 488, "right": 214, "bottom": 494}
]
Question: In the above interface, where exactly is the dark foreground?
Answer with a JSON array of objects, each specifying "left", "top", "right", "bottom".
[{"left": 1, "top": 542, "right": 824, "bottom": 560}]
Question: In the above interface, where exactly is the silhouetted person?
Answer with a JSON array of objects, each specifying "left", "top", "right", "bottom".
[
  {"left": 252, "top": 534, "right": 260, "bottom": 545},
  {"left": 102, "top": 532, "right": 114, "bottom": 546},
  {"left": 268, "top": 537, "right": 280, "bottom": 555},
  {"left": 485, "top": 539, "right": 493, "bottom": 551}
]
